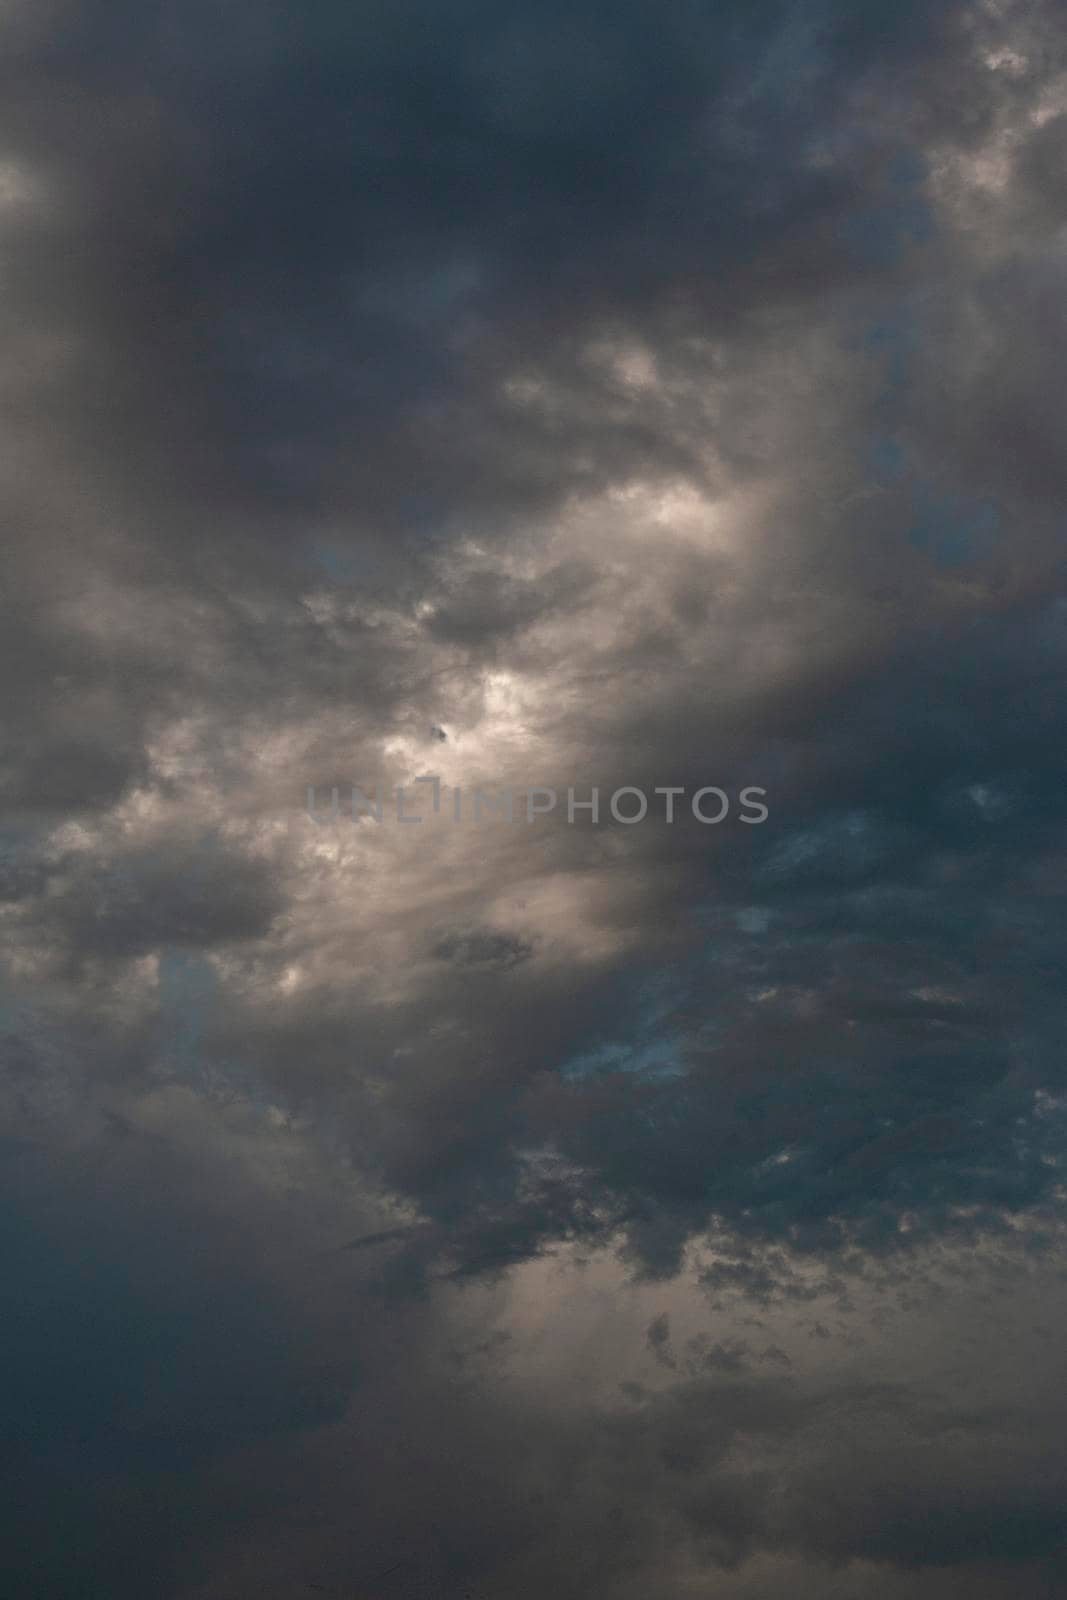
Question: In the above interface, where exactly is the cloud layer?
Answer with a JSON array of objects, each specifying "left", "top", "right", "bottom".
[{"left": 2, "top": 1, "right": 1067, "bottom": 1594}]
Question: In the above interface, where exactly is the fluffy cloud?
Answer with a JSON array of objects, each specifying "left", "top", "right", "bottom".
[{"left": 2, "top": 0, "right": 1066, "bottom": 1594}]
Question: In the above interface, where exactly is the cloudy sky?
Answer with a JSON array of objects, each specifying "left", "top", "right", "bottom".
[{"left": 2, "top": 1, "right": 1067, "bottom": 1595}]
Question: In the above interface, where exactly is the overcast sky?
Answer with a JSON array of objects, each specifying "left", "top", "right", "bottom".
[{"left": 2, "top": 2, "right": 1067, "bottom": 1596}]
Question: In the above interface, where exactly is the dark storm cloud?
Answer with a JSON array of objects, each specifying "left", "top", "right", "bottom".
[
  {"left": 423, "top": 560, "right": 596, "bottom": 650},
  {"left": 2, "top": 0, "right": 1067, "bottom": 1594},
  {"left": 428, "top": 925, "right": 533, "bottom": 970},
  {"left": 0, "top": 1107, "right": 369, "bottom": 1598},
  {"left": 0, "top": 0, "right": 1005, "bottom": 565},
  {"left": 35, "top": 834, "right": 283, "bottom": 962}
]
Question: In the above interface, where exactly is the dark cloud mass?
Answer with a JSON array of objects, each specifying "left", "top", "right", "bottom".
[{"left": 2, "top": 0, "right": 1067, "bottom": 1595}]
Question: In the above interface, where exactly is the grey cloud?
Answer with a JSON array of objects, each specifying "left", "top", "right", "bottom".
[{"left": 2, "top": 0, "right": 1067, "bottom": 1593}]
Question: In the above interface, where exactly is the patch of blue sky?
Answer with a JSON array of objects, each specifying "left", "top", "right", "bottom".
[
  {"left": 840, "top": 151, "right": 934, "bottom": 270},
  {"left": 306, "top": 539, "right": 388, "bottom": 582},
  {"left": 558, "top": 966, "right": 699, "bottom": 1082},
  {"left": 908, "top": 483, "right": 1000, "bottom": 568},
  {"left": 868, "top": 432, "right": 907, "bottom": 481},
  {"left": 157, "top": 953, "right": 274, "bottom": 1112},
  {"left": 756, "top": 808, "right": 901, "bottom": 887},
  {"left": 559, "top": 1036, "right": 687, "bottom": 1084},
  {"left": 840, "top": 196, "right": 932, "bottom": 267},
  {"left": 861, "top": 302, "right": 921, "bottom": 396},
  {"left": 158, "top": 949, "right": 217, "bottom": 1078},
  {"left": 738, "top": 9, "right": 827, "bottom": 113},
  {"left": 864, "top": 413, "right": 1002, "bottom": 567},
  {"left": 694, "top": 896, "right": 766, "bottom": 937}
]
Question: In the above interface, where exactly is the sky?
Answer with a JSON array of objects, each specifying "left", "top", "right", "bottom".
[{"left": 2, "top": 1, "right": 1067, "bottom": 1595}]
